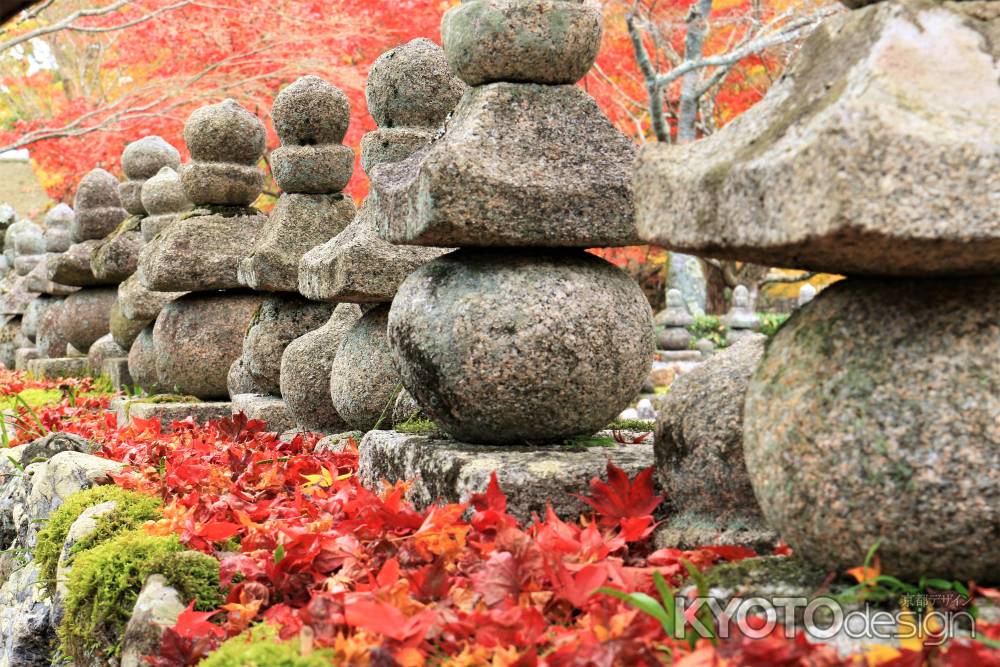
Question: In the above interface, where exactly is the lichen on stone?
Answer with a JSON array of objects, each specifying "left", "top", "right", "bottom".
[
  {"left": 59, "top": 531, "right": 222, "bottom": 663},
  {"left": 199, "top": 624, "right": 336, "bottom": 667},
  {"left": 34, "top": 485, "right": 163, "bottom": 596}
]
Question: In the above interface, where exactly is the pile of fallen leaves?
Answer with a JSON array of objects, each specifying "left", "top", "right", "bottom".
[{"left": 3, "top": 370, "right": 999, "bottom": 666}]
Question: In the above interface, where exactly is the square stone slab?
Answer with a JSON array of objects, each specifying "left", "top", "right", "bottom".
[
  {"left": 116, "top": 398, "right": 233, "bottom": 431},
  {"left": 358, "top": 429, "right": 654, "bottom": 523},
  {"left": 26, "top": 357, "right": 91, "bottom": 379},
  {"left": 102, "top": 357, "right": 133, "bottom": 391},
  {"left": 230, "top": 394, "right": 296, "bottom": 433}
]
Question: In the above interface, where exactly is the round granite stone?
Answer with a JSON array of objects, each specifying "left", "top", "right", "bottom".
[
  {"left": 74, "top": 168, "right": 122, "bottom": 211},
  {"left": 128, "top": 325, "right": 162, "bottom": 393},
  {"left": 153, "top": 292, "right": 264, "bottom": 399},
  {"left": 44, "top": 203, "right": 74, "bottom": 230},
  {"left": 744, "top": 277, "right": 1000, "bottom": 582},
  {"left": 36, "top": 297, "right": 70, "bottom": 358},
  {"left": 87, "top": 333, "right": 127, "bottom": 371},
  {"left": 281, "top": 302, "right": 362, "bottom": 433},
  {"left": 366, "top": 38, "right": 467, "bottom": 129},
  {"left": 360, "top": 127, "right": 433, "bottom": 173},
  {"left": 60, "top": 287, "right": 116, "bottom": 353},
  {"left": 118, "top": 180, "right": 146, "bottom": 216},
  {"left": 121, "top": 136, "right": 181, "bottom": 180},
  {"left": 442, "top": 0, "right": 602, "bottom": 86},
  {"left": 271, "top": 75, "right": 350, "bottom": 146},
  {"left": 271, "top": 144, "right": 354, "bottom": 194},
  {"left": 183, "top": 99, "right": 266, "bottom": 165},
  {"left": 389, "top": 249, "right": 654, "bottom": 444},
  {"left": 109, "top": 298, "right": 147, "bottom": 349},
  {"left": 141, "top": 167, "right": 192, "bottom": 216},
  {"left": 329, "top": 304, "right": 400, "bottom": 432},
  {"left": 180, "top": 162, "right": 264, "bottom": 207}
]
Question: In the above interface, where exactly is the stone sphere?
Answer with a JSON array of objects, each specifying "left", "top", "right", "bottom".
[
  {"left": 74, "top": 168, "right": 122, "bottom": 211},
  {"left": 13, "top": 225, "right": 46, "bottom": 256},
  {"left": 272, "top": 75, "right": 350, "bottom": 146},
  {"left": 128, "top": 326, "right": 162, "bottom": 393},
  {"left": 141, "top": 167, "right": 192, "bottom": 216},
  {"left": 388, "top": 249, "right": 654, "bottom": 444},
  {"left": 442, "top": 0, "right": 602, "bottom": 86},
  {"left": 60, "top": 287, "right": 117, "bottom": 353},
  {"left": 183, "top": 99, "right": 266, "bottom": 165},
  {"left": 744, "top": 277, "right": 1000, "bottom": 582},
  {"left": 44, "top": 203, "right": 74, "bottom": 230},
  {"left": 329, "top": 304, "right": 400, "bottom": 432},
  {"left": 366, "top": 38, "right": 467, "bottom": 129},
  {"left": 281, "top": 302, "right": 362, "bottom": 433},
  {"left": 121, "top": 136, "right": 181, "bottom": 180}
]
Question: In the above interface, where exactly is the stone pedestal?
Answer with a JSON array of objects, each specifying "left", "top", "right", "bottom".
[
  {"left": 115, "top": 398, "right": 233, "bottom": 430},
  {"left": 26, "top": 357, "right": 90, "bottom": 379},
  {"left": 230, "top": 394, "right": 295, "bottom": 433},
  {"left": 103, "top": 357, "right": 133, "bottom": 391},
  {"left": 358, "top": 429, "right": 654, "bottom": 523}
]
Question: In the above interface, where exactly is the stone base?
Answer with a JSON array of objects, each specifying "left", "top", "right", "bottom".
[
  {"left": 14, "top": 347, "right": 38, "bottom": 371},
  {"left": 358, "top": 430, "right": 654, "bottom": 522},
  {"left": 26, "top": 357, "right": 91, "bottom": 379},
  {"left": 230, "top": 394, "right": 296, "bottom": 433},
  {"left": 102, "top": 357, "right": 133, "bottom": 391},
  {"left": 115, "top": 398, "right": 233, "bottom": 430},
  {"left": 654, "top": 511, "right": 780, "bottom": 554}
]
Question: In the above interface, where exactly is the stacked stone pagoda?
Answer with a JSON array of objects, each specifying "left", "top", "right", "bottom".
[
  {"left": 87, "top": 137, "right": 183, "bottom": 384},
  {"left": 286, "top": 39, "right": 464, "bottom": 433},
  {"left": 31, "top": 169, "right": 126, "bottom": 377},
  {"left": 121, "top": 166, "right": 190, "bottom": 392},
  {"left": 357, "top": 3, "right": 655, "bottom": 518},
  {"left": 637, "top": 0, "right": 999, "bottom": 581},
  {"left": 130, "top": 100, "right": 266, "bottom": 423},
  {"left": 227, "top": 76, "right": 355, "bottom": 430},
  {"left": 17, "top": 206, "right": 80, "bottom": 369},
  {"left": 655, "top": 288, "right": 694, "bottom": 352},
  {"left": 721, "top": 285, "right": 759, "bottom": 345}
]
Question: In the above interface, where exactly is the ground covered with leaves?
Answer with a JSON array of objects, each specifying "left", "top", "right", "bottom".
[{"left": 2, "top": 369, "right": 998, "bottom": 666}]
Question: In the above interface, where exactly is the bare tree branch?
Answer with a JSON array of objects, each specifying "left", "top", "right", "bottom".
[
  {"left": 759, "top": 271, "right": 818, "bottom": 286},
  {"left": 625, "top": 12, "right": 669, "bottom": 143}
]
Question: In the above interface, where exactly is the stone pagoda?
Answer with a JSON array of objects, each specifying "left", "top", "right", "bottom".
[
  {"left": 363, "top": 3, "right": 655, "bottom": 519},
  {"left": 90, "top": 137, "right": 182, "bottom": 384},
  {"left": 636, "top": 0, "right": 999, "bottom": 581},
  {"left": 33, "top": 169, "right": 125, "bottom": 377},
  {"left": 227, "top": 76, "right": 355, "bottom": 430},
  {"left": 287, "top": 39, "right": 464, "bottom": 434},
  {"left": 129, "top": 100, "right": 266, "bottom": 425},
  {"left": 121, "top": 166, "right": 190, "bottom": 393}
]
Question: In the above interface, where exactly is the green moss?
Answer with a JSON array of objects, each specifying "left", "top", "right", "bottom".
[
  {"left": 35, "top": 485, "right": 162, "bottom": 597},
  {"left": 0, "top": 388, "right": 64, "bottom": 410},
  {"left": 700, "top": 555, "right": 829, "bottom": 593},
  {"left": 394, "top": 418, "right": 440, "bottom": 436},
  {"left": 59, "top": 531, "right": 223, "bottom": 663},
  {"left": 688, "top": 315, "right": 728, "bottom": 348},
  {"left": 201, "top": 625, "right": 335, "bottom": 667},
  {"left": 606, "top": 418, "right": 655, "bottom": 432},
  {"left": 759, "top": 312, "right": 790, "bottom": 338}
]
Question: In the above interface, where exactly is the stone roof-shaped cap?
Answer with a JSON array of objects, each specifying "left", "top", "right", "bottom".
[
  {"left": 74, "top": 168, "right": 122, "bottom": 211},
  {"left": 141, "top": 166, "right": 192, "bottom": 216},
  {"left": 272, "top": 75, "right": 350, "bottom": 146},
  {"left": 365, "top": 38, "right": 467, "bottom": 129},
  {"left": 44, "top": 203, "right": 74, "bottom": 229},
  {"left": 121, "top": 136, "right": 181, "bottom": 180},
  {"left": 183, "top": 98, "right": 266, "bottom": 165}
]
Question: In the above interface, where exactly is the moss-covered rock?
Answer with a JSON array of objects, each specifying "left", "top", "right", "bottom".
[
  {"left": 200, "top": 625, "right": 336, "bottom": 667},
  {"left": 34, "top": 485, "right": 162, "bottom": 596},
  {"left": 59, "top": 531, "right": 222, "bottom": 663}
]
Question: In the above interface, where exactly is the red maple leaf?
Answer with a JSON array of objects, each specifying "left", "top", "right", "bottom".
[{"left": 574, "top": 463, "right": 663, "bottom": 527}]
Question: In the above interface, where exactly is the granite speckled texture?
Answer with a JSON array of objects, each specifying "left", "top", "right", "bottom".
[
  {"left": 329, "top": 304, "right": 400, "bottom": 431},
  {"left": 745, "top": 278, "right": 1000, "bottom": 581},
  {"left": 389, "top": 249, "right": 654, "bottom": 444},
  {"left": 635, "top": 0, "right": 1000, "bottom": 276}
]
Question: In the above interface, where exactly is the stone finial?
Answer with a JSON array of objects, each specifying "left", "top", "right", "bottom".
[
  {"left": 13, "top": 224, "right": 46, "bottom": 257},
  {"left": 442, "top": 0, "right": 602, "bottom": 86},
  {"left": 119, "top": 136, "right": 182, "bottom": 215},
  {"left": 723, "top": 285, "right": 760, "bottom": 345},
  {"left": 272, "top": 75, "right": 350, "bottom": 146},
  {"left": 140, "top": 167, "right": 193, "bottom": 241},
  {"left": 269, "top": 76, "right": 354, "bottom": 194},
  {"left": 798, "top": 283, "right": 817, "bottom": 307},
  {"left": 179, "top": 99, "right": 266, "bottom": 206},
  {"left": 365, "top": 38, "right": 467, "bottom": 130},
  {"left": 44, "top": 203, "right": 74, "bottom": 230},
  {"left": 72, "top": 168, "right": 128, "bottom": 242}
]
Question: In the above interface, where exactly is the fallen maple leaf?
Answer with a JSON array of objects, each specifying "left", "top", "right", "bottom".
[{"left": 574, "top": 462, "right": 663, "bottom": 527}]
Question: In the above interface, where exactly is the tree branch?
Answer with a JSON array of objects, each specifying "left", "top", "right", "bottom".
[
  {"left": 625, "top": 12, "right": 669, "bottom": 143},
  {"left": 759, "top": 271, "right": 818, "bottom": 286}
]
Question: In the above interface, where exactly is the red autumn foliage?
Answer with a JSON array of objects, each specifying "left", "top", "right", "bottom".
[{"left": 0, "top": 370, "right": 997, "bottom": 666}]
